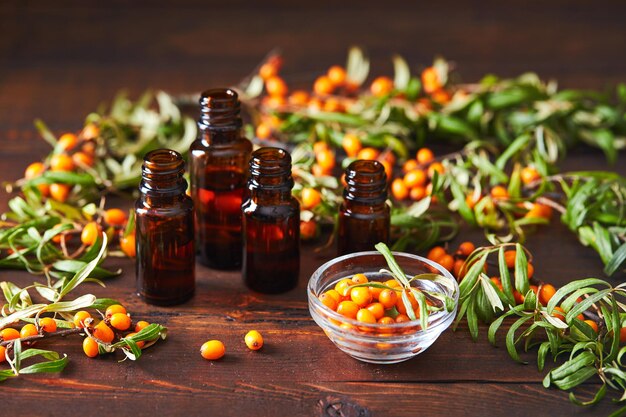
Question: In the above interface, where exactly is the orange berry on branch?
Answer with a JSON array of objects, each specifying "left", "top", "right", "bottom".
[
  {"left": 391, "top": 178, "right": 409, "bottom": 200},
  {"left": 120, "top": 232, "right": 136, "bottom": 258},
  {"left": 105, "top": 304, "right": 127, "bottom": 318},
  {"left": 327, "top": 65, "right": 347, "bottom": 86},
  {"left": 73, "top": 311, "right": 92, "bottom": 329},
  {"left": 410, "top": 186, "right": 426, "bottom": 201},
  {"left": 403, "top": 159, "right": 419, "bottom": 173},
  {"left": 0, "top": 346, "right": 6, "bottom": 362},
  {"left": 403, "top": 169, "right": 426, "bottom": 188},
  {"left": 83, "top": 337, "right": 100, "bottom": 358},
  {"left": 342, "top": 133, "right": 362, "bottom": 158},
  {"left": 427, "top": 162, "right": 444, "bottom": 178},
  {"left": 538, "top": 284, "right": 556, "bottom": 305},
  {"left": 421, "top": 67, "right": 442, "bottom": 94},
  {"left": 50, "top": 153, "right": 75, "bottom": 172},
  {"left": 521, "top": 166, "right": 541, "bottom": 185},
  {"left": 135, "top": 321, "right": 150, "bottom": 332},
  {"left": 288, "top": 90, "right": 310, "bottom": 106},
  {"left": 58, "top": 133, "right": 79, "bottom": 151},
  {"left": 49, "top": 183, "right": 71, "bottom": 202},
  {"left": 427, "top": 246, "right": 446, "bottom": 263},
  {"left": 457, "top": 241, "right": 476, "bottom": 257},
  {"left": 416, "top": 148, "right": 435, "bottom": 165},
  {"left": 1, "top": 328, "right": 20, "bottom": 341},
  {"left": 313, "top": 76, "right": 334, "bottom": 96},
  {"left": 301, "top": 187, "right": 322, "bottom": 210},
  {"left": 24, "top": 162, "right": 45, "bottom": 179},
  {"left": 110, "top": 313, "right": 131, "bottom": 331},
  {"left": 265, "top": 76, "right": 288, "bottom": 97},
  {"left": 125, "top": 332, "right": 145, "bottom": 349},
  {"left": 323, "top": 97, "right": 343, "bottom": 113},
  {"left": 39, "top": 317, "right": 57, "bottom": 333},
  {"left": 315, "top": 149, "right": 335, "bottom": 172},
  {"left": 300, "top": 220, "right": 318, "bottom": 240},
  {"left": 438, "top": 254, "right": 455, "bottom": 272},
  {"left": 81, "top": 222, "right": 102, "bottom": 246},
  {"left": 490, "top": 186, "right": 509, "bottom": 200},
  {"left": 356, "top": 147, "right": 379, "bottom": 161},
  {"left": 584, "top": 320, "right": 599, "bottom": 333},
  {"left": 93, "top": 321, "right": 114, "bottom": 343},
  {"left": 20, "top": 323, "right": 39, "bottom": 338},
  {"left": 104, "top": 208, "right": 127, "bottom": 226},
  {"left": 370, "top": 76, "right": 394, "bottom": 97}
]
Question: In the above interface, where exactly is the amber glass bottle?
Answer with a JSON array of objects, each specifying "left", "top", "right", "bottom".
[
  {"left": 338, "top": 159, "right": 390, "bottom": 255},
  {"left": 189, "top": 88, "right": 252, "bottom": 270},
  {"left": 242, "top": 147, "right": 300, "bottom": 293},
  {"left": 136, "top": 149, "right": 195, "bottom": 305}
]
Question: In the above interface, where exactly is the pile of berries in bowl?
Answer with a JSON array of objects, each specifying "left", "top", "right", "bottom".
[{"left": 308, "top": 243, "right": 459, "bottom": 364}]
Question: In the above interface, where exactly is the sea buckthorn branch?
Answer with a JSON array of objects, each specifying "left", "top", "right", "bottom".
[{"left": 452, "top": 242, "right": 626, "bottom": 407}]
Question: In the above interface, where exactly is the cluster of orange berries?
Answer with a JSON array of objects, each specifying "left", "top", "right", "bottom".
[
  {"left": 77, "top": 304, "right": 151, "bottom": 358},
  {"left": 317, "top": 273, "right": 432, "bottom": 336},
  {"left": 428, "top": 241, "right": 611, "bottom": 335},
  {"left": 390, "top": 147, "right": 443, "bottom": 202},
  {"left": 23, "top": 126, "right": 99, "bottom": 203},
  {"left": 199, "top": 330, "right": 264, "bottom": 361}
]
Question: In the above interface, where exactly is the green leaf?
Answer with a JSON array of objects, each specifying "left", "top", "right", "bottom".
[
  {"left": 514, "top": 244, "right": 529, "bottom": 295},
  {"left": 565, "top": 289, "right": 611, "bottom": 323},
  {"left": 604, "top": 242, "right": 626, "bottom": 276},
  {"left": 506, "top": 316, "right": 531, "bottom": 363},
  {"left": 546, "top": 278, "right": 610, "bottom": 313},
  {"left": 498, "top": 247, "right": 515, "bottom": 306},
  {"left": 58, "top": 233, "right": 108, "bottom": 299},
  {"left": 19, "top": 356, "right": 68, "bottom": 375},
  {"left": 375, "top": 242, "right": 410, "bottom": 287}
]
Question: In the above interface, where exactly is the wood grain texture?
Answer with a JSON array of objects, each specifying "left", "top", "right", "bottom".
[{"left": 1, "top": 1, "right": 625, "bottom": 416}]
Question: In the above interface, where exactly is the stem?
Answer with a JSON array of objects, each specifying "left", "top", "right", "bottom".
[{"left": 0, "top": 327, "right": 83, "bottom": 347}]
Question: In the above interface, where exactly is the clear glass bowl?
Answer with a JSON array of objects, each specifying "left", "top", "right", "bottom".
[{"left": 308, "top": 251, "right": 459, "bottom": 364}]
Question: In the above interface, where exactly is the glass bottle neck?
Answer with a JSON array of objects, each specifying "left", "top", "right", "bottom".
[
  {"left": 139, "top": 149, "right": 188, "bottom": 199},
  {"left": 198, "top": 88, "right": 243, "bottom": 145},
  {"left": 343, "top": 160, "right": 388, "bottom": 205}
]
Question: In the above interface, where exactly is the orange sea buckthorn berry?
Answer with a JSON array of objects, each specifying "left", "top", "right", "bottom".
[
  {"left": 255, "top": 123, "right": 271, "bottom": 139},
  {"left": 504, "top": 250, "right": 517, "bottom": 268},
  {"left": 490, "top": 277, "right": 503, "bottom": 291},
  {"left": 259, "top": 62, "right": 279, "bottom": 80},
  {"left": 350, "top": 287, "right": 372, "bottom": 307},
  {"left": 334, "top": 278, "right": 353, "bottom": 297},
  {"left": 369, "top": 284, "right": 383, "bottom": 300},
  {"left": 319, "top": 292, "right": 338, "bottom": 311},
  {"left": 301, "top": 187, "right": 322, "bottom": 210},
  {"left": 80, "top": 222, "right": 102, "bottom": 246},
  {"left": 427, "top": 246, "right": 446, "bottom": 263},
  {"left": 526, "top": 203, "right": 552, "bottom": 219},
  {"left": 24, "top": 162, "right": 45, "bottom": 179},
  {"left": 409, "top": 186, "right": 426, "bottom": 201},
  {"left": 465, "top": 193, "right": 481, "bottom": 210},
  {"left": 39, "top": 317, "right": 57, "bottom": 333},
  {"left": 337, "top": 300, "right": 360, "bottom": 319},
  {"left": 379, "top": 160, "right": 393, "bottom": 183},
  {"left": 378, "top": 289, "right": 398, "bottom": 309},
  {"left": 453, "top": 259, "right": 466, "bottom": 278},
  {"left": 432, "top": 89, "right": 451, "bottom": 105},
  {"left": 58, "top": 133, "right": 79, "bottom": 151},
  {"left": 300, "top": 220, "right": 317, "bottom": 240},
  {"left": 244, "top": 330, "right": 264, "bottom": 351},
  {"left": 324, "top": 290, "right": 342, "bottom": 305},
  {"left": 200, "top": 340, "right": 225, "bottom": 360},
  {"left": 125, "top": 332, "right": 145, "bottom": 349},
  {"left": 370, "top": 76, "right": 394, "bottom": 97},
  {"left": 402, "top": 159, "right": 418, "bottom": 174},
  {"left": 313, "top": 141, "right": 329, "bottom": 155},
  {"left": 351, "top": 273, "right": 369, "bottom": 285},
  {"left": 396, "top": 291, "right": 418, "bottom": 315},
  {"left": 521, "top": 166, "right": 541, "bottom": 185},
  {"left": 93, "top": 321, "right": 114, "bottom": 343},
  {"left": 83, "top": 337, "right": 100, "bottom": 358},
  {"left": 20, "top": 323, "right": 38, "bottom": 338},
  {"left": 120, "top": 232, "right": 136, "bottom": 258},
  {"left": 327, "top": 65, "right": 347, "bottom": 86},
  {"left": 72, "top": 151, "right": 94, "bottom": 167},
  {"left": 403, "top": 169, "right": 427, "bottom": 188},
  {"left": 49, "top": 183, "right": 71, "bottom": 202},
  {"left": 110, "top": 313, "right": 131, "bottom": 331},
  {"left": 490, "top": 185, "right": 509, "bottom": 200},
  {"left": 105, "top": 304, "right": 127, "bottom": 318},
  {"left": 427, "top": 162, "right": 444, "bottom": 178},
  {"left": 82, "top": 124, "right": 100, "bottom": 140},
  {"left": 384, "top": 279, "right": 401, "bottom": 289},
  {"left": 316, "top": 149, "right": 336, "bottom": 172},
  {"left": 288, "top": 90, "right": 309, "bottom": 106},
  {"left": 552, "top": 306, "right": 566, "bottom": 322},
  {"left": 457, "top": 242, "right": 476, "bottom": 257},
  {"left": 342, "top": 133, "right": 362, "bottom": 157},
  {"left": 438, "top": 254, "right": 455, "bottom": 272},
  {"left": 513, "top": 290, "right": 524, "bottom": 305},
  {"left": 620, "top": 327, "right": 626, "bottom": 344},
  {"left": 50, "top": 153, "right": 75, "bottom": 172},
  {"left": 356, "top": 308, "right": 377, "bottom": 324},
  {"left": 73, "top": 311, "right": 92, "bottom": 329},
  {"left": 135, "top": 321, "right": 150, "bottom": 333},
  {"left": 422, "top": 67, "right": 442, "bottom": 94},
  {"left": 365, "top": 303, "right": 385, "bottom": 320},
  {"left": 1, "top": 328, "right": 20, "bottom": 341},
  {"left": 323, "top": 97, "right": 343, "bottom": 113},
  {"left": 356, "top": 147, "right": 379, "bottom": 161},
  {"left": 416, "top": 148, "right": 435, "bottom": 165},
  {"left": 308, "top": 98, "right": 324, "bottom": 112},
  {"left": 391, "top": 178, "right": 409, "bottom": 200},
  {"left": 395, "top": 314, "right": 411, "bottom": 324},
  {"left": 0, "top": 345, "right": 6, "bottom": 362},
  {"left": 584, "top": 320, "right": 599, "bottom": 333},
  {"left": 265, "top": 76, "right": 288, "bottom": 97},
  {"left": 538, "top": 284, "right": 556, "bottom": 305},
  {"left": 264, "top": 95, "right": 286, "bottom": 108},
  {"left": 104, "top": 208, "right": 127, "bottom": 226},
  {"left": 313, "top": 76, "right": 334, "bottom": 96}
]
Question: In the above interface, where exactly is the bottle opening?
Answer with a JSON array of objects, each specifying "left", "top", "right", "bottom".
[
  {"left": 199, "top": 88, "right": 242, "bottom": 130},
  {"left": 140, "top": 149, "right": 186, "bottom": 195},
  {"left": 344, "top": 159, "right": 388, "bottom": 202}
]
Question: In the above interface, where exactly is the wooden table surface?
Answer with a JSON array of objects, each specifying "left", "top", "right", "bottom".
[{"left": 2, "top": 1, "right": 626, "bottom": 416}]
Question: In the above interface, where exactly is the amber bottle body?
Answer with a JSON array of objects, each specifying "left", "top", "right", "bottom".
[
  {"left": 338, "top": 159, "right": 390, "bottom": 255},
  {"left": 242, "top": 147, "right": 300, "bottom": 294},
  {"left": 136, "top": 149, "right": 195, "bottom": 305},
  {"left": 189, "top": 88, "right": 252, "bottom": 270}
]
